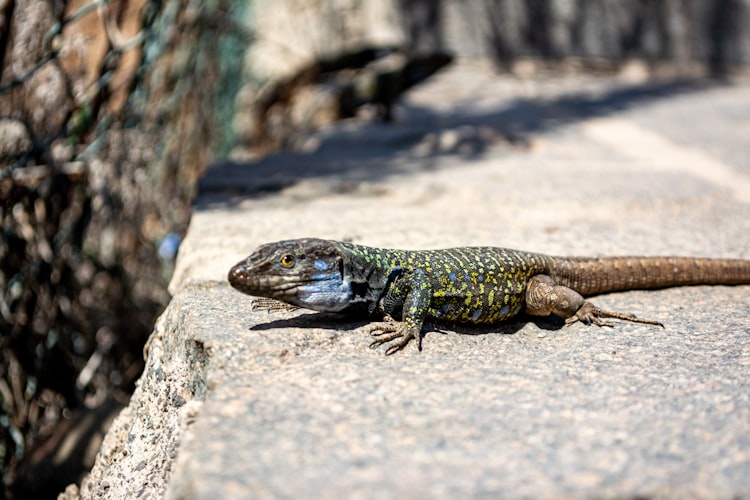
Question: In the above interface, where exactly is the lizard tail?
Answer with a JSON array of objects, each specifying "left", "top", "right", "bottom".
[{"left": 546, "top": 256, "right": 750, "bottom": 297}]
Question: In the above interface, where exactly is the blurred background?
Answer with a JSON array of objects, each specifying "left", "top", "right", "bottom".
[{"left": 1, "top": 0, "right": 748, "bottom": 497}]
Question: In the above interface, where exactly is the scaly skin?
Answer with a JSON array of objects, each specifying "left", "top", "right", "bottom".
[{"left": 228, "top": 238, "right": 750, "bottom": 355}]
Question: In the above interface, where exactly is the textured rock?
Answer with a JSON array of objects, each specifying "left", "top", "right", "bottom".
[{"left": 69, "top": 63, "right": 750, "bottom": 499}]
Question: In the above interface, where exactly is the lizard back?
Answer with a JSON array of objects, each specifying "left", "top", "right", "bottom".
[
  {"left": 337, "top": 243, "right": 750, "bottom": 322},
  {"left": 338, "top": 243, "right": 551, "bottom": 324}
]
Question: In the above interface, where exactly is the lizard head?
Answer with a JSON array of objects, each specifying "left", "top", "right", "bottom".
[{"left": 228, "top": 238, "right": 353, "bottom": 312}]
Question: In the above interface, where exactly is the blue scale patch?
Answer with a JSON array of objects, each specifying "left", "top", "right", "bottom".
[{"left": 297, "top": 273, "right": 353, "bottom": 312}]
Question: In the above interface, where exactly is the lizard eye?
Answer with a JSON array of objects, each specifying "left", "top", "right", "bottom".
[{"left": 279, "top": 254, "right": 296, "bottom": 267}]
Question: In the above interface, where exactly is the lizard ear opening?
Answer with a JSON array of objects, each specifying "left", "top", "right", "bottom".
[{"left": 337, "top": 255, "right": 345, "bottom": 278}]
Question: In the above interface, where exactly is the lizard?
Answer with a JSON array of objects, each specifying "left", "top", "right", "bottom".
[{"left": 227, "top": 238, "right": 750, "bottom": 355}]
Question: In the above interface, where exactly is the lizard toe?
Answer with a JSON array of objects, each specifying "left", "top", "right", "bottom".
[
  {"left": 570, "top": 302, "right": 663, "bottom": 328},
  {"left": 365, "top": 322, "right": 419, "bottom": 354},
  {"left": 384, "top": 332, "right": 416, "bottom": 355},
  {"left": 369, "top": 331, "right": 403, "bottom": 348}
]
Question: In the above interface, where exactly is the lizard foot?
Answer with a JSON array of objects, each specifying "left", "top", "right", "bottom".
[
  {"left": 566, "top": 302, "right": 664, "bottom": 328},
  {"left": 367, "top": 321, "right": 420, "bottom": 355},
  {"left": 251, "top": 297, "right": 300, "bottom": 312}
]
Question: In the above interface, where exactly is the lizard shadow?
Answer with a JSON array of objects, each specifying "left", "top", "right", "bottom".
[
  {"left": 249, "top": 311, "right": 373, "bottom": 332},
  {"left": 249, "top": 310, "right": 566, "bottom": 336},
  {"left": 426, "top": 313, "right": 565, "bottom": 337}
]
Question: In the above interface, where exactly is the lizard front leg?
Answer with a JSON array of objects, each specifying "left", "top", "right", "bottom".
[
  {"left": 368, "top": 271, "right": 433, "bottom": 355},
  {"left": 525, "top": 274, "right": 663, "bottom": 327}
]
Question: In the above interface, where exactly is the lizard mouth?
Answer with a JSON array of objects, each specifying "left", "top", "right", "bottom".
[{"left": 227, "top": 263, "right": 299, "bottom": 296}]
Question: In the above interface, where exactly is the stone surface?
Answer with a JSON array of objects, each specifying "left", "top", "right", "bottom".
[{"left": 74, "top": 62, "right": 750, "bottom": 498}]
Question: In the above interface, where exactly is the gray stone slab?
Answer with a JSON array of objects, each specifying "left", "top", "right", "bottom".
[
  {"left": 163, "top": 284, "right": 750, "bottom": 499},
  {"left": 76, "top": 63, "right": 750, "bottom": 499}
]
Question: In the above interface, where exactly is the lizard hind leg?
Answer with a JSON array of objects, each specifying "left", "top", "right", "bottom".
[{"left": 526, "top": 274, "right": 664, "bottom": 328}]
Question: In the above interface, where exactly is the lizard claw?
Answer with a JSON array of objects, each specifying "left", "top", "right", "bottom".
[{"left": 569, "top": 302, "right": 664, "bottom": 328}]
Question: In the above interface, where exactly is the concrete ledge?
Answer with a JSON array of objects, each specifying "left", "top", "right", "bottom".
[{"left": 71, "top": 63, "right": 750, "bottom": 498}]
